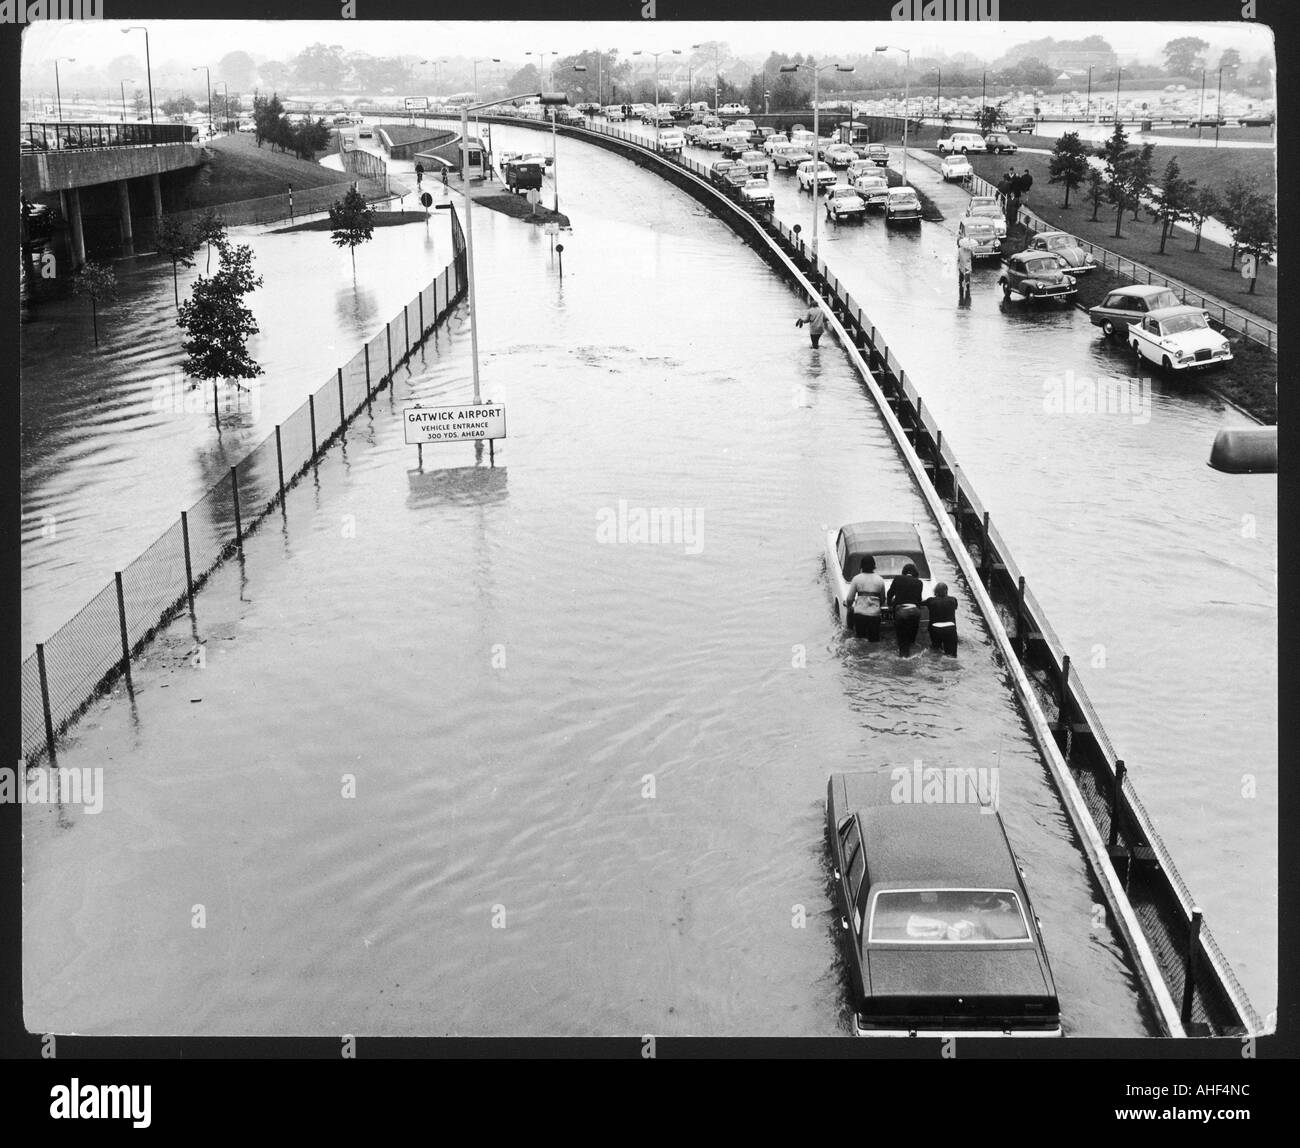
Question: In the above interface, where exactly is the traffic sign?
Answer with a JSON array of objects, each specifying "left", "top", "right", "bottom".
[
  {"left": 405, "top": 96, "right": 430, "bottom": 110},
  {"left": 543, "top": 221, "right": 559, "bottom": 235},
  {"left": 420, "top": 192, "right": 433, "bottom": 208},
  {"left": 526, "top": 188, "right": 540, "bottom": 206},
  {"left": 404, "top": 404, "right": 506, "bottom": 444},
  {"left": 1241, "top": 254, "right": 1257, "bottom": 279}
]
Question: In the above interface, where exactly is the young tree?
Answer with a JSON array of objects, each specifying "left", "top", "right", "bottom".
[
  {"left": 253, "top": 92, "right": 286, "bottom": 150},
  {"left": 977, "top": 104, "right": 1006, "bottom": 134},
  {"left": 329, "top": 185, "right": 375, "bottom": 272},
  {"left": 160, "top": 94, "right": 197, "bottom": 117},
  {"left": 1232, "top": 199, "right": 1276, "bottom": 295},
  {"left": 72, "top": 261, "right": 118, "bottom": 348},
  {"left": 1187, "top": 185, "right": 1220, "bottom": 253},
  {"left": 1151, "top": 155, "right": 1196, "bottom": 254},
  {"left": 1048, "top": 131, "right": 1089, "bottom": 208},
  {"left": 154, "top": 215, "right": 198, "bottom": 307},
  {"left": 1219, "top": 172, "right": 1259, "bottom": 269},
  {"left": 194, "top": 208, "right": 227, "bottom": 272},
  {"left": 1085, "top": 167, "right": 1107, "bottom": 222},
  {"left": 177, "top": 240, "right": 264, "bottom": 389},
  {"left": 1096, "top": 122, "right": 1140, "bottom": 238},
  {"left": 1127, "top": 142, "right": 1155, "bottom": 222}
]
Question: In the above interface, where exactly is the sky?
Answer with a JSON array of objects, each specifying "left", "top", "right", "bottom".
[{"left": 20, "top": 19, "right": 1277, "bottom": 82}]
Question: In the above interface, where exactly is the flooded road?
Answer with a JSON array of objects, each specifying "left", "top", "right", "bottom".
[{"left": 23, "top": 138, "right": 1154, "bottom": 1037}]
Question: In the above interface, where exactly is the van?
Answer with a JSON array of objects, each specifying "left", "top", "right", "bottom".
[{"left": 937, "top": 132, "right": 987, "bottom": 155}]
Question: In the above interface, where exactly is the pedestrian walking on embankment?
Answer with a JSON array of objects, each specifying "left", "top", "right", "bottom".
[{"left": 796, "top": 299, "right": 827, "bottom": 348}]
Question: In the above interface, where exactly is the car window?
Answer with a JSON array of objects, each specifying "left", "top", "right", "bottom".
[
  {"left": 1163, "top": 313, "right": 1207, "bottom": 335},
  {"left": 869, "top": 889, "right": 1031, "bottom": 943}
]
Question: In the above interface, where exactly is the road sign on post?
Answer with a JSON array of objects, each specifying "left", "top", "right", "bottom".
[{"left": 403, "top": 403, "right": 506, "bottom": 445}]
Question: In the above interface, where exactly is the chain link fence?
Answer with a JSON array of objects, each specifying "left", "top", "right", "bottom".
[{"left": 23, "top": 206, "right": 468, "bottom": 768}]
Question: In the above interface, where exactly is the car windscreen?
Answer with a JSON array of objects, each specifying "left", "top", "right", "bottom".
[
  {"left": 1160, "top": 313, "right": 1209, "bottom": 335},
  {"left": 852, "top": 552, "right": 929, "bottom": 579},
  {"left": 1024, "top": 258, "right": 1060, "bottom": 274},
  {"left": 869, "top": 889, "right": 1031, "bottom": 943}
]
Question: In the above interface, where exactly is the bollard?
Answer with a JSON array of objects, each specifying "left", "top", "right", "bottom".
[
  {"left": 1109, "top": 759, "right": 1127, "bottom": 849},
  {"left": 36, "top": 642, "right": 56, "bottom": 763},
  {"left": 181, "top": 511, "right": 195, "bottom": 616},
  {"left": 1181, "top": 908, "right": 1203, "bottom": 1024},
  {"left": 114, "top": 571, "right": 132, "bottom": 690},
  {"left": 275, "top": 425, "right": 285, "bottom": 502},
  {"left": 308, "top": 393, "right": 317, "bottom": 457}
]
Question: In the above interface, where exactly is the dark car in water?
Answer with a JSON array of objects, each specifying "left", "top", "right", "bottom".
[
  {"left": 826, "top": 769, "right": 1061, "bottom": 1037},
  {"left": 999, "top": 250, "right": 1076, "bottom": 302}
]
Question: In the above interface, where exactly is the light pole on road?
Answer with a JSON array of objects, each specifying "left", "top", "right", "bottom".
[
  {"left": 120, "top": 77, "right": 134, "bottom": 123},
  {"left": 54, "top": 57, "right": 75, "bottom": 122},
  {"left": 633, "top": 48, "right": 681, "bottom": 149},
  {"left": 121, "top": 26, "right": 155, "bottom": 126},
  {"left": 193, "top": 66, "right": 212, "bottom": 138},
  {"left": 780, "top": 59, "right": 855, "bottom": 263}
]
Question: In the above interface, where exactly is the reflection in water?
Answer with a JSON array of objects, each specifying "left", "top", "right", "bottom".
[
  {"left": 335, "top": 282, "right": 381, "bottom": 332},
  {"left": 406, "top": 463, "right": 508, "bottom": 510}
]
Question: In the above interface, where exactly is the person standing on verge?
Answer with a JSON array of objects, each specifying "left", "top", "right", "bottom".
[
  {"left": 846, "top": 556, "right": 887, "bottom": 642},
  {"left": 923, "top": 582, "right": 959, "bottom": 656},
  {"left": 886, "top": 562, "right": 924, "bottom": 655},
  {"left": 957, "top": 234, "right": 974, "bottom": 301},
  {"left": 795, "top": 298, "right": 828, "bottom": 348}
]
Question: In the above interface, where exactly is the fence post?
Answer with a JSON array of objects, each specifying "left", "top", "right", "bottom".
[
  {"left": 1014, "top": 575, "right": 1026, "bottom": 658},
  {"left": 181, "top": 510, "right": 195, "bottom": 616},
  {"left": 309, "top": 393, "right": 317, "bottom": 456},
  {"left": 230, "top": 467, "right": 243, "bottom": 551},
  {"left": 1057, "top": 653, "right": 1072, "bottom": 753},
  {"left": 114, "top": 571, "right": 132, "bottom": 690},
  {"left": 979, "top": 511, "right": 990, "bottom": 582},
  {"left": 36, "top": 642, "right": 56, "bottom": 763},
  {"left": 1108, "top": 759, "right": 1126, "bottom": 849},
  {"left": 434, "top": 278, "right": 440, "bottom": 322},
  {"left": 387, "top": 323, "right": 393, "bottom": 379},
  {"left": 404, "top": 303, "right": 410, "bottom": 356},
  {"left": 1181, "top": 908, "right": 1203, "bottom": 1025},
  {"left": 275, "top": 425, "right": 286, "bottom": 501},
  {"left": 212, "top": 380, "right": 219, "bottom": 430},
  {"left": 364, "top": 344, "right": 371, "bottom": 392},
  {"left": 338, "top": 370, "right": 346, "bottom": 430},
  {"left": 419, "top": 290, "right": 424, "bottom": 338}
]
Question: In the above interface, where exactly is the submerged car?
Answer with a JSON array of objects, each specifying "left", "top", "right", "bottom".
[
  {"left": 999, "top": 251, "right": 1077, "bottom": 302},
  {"left": 827, "top": 769, "right": 1062, "bottom": 1037},
  {"left": 825, "top": 185, "right": 867, "bottom": 221},
  {"left": 824, "top": 521, "right": 934, "bottom": 627},
  {"left": 940, "top": 154, "right": 973, "bottom": 182},
  {"left": 1129, "top": 305, "right": 1234, "bottom": 371},
  {"left": 1027, "top": 230, "right": 1097, "bottom": 273},
  {"left": 1088, "top": 284, "right": 1182, "bottom": 338},
  {"left": 885, "top": 186, "right": 922, "bottom": 224}
]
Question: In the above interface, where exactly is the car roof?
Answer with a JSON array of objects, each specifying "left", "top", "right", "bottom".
[
  {"left": 839, "top": 521, "right": 922, "bottom": 552},
  {"left": 1008, "top": 251, "right": 1059, "bottom": 265},
  {"left": 1145, "top": 305, "right": 1209, "bottom": 321},
  {"left": 831, "top": 771, "right": 1016, "bottom": 887},
  {"left": 1104, "top": 284, "right": 1180, "bottom": 300}
]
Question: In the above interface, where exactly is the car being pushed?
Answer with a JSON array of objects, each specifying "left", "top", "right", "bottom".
[
  {"left": 999, "top": 250, "right": 1077, "bottom": 302},
  {"left": 1128, "top": 305, "right": 1234, "bottom": 372},
  {"left": 825, "top": 185, "right": 867, "bottom": 221},
  {"left": 740, "top": 177, "right": 775, "bottom": 209},
  {"left": 885, "top": 186, "right": 922, "bottom": 225},
  {"left": 940, "top": 154, "right": 973, "bottom": 182},
  {"left": 827, "top": 769, "right": 1062, "bottom": 1037},
  {"left": 1027, "top": 230, "right": 1097, "bottom": 273},
  {"left": 852, "top": 174, "right": 890, "bottom": 209},
  {"left": 1088, "top": 284, "right": 1182, "bottom": 339},
  {"left": 824, "top": 520, "right": 934, "bottom": 628}
]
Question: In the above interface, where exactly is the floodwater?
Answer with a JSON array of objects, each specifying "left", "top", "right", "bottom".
[{"left": 23, "top": 133, "right": 1156, "bottom": 1037}]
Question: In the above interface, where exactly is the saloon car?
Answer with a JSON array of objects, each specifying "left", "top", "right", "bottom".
[
  {"left": 825, "top": 185, "right": 868, "bottom": 221},
  {"left": 797, "top": 160, "right": 838, "bottom": 192},
  {"left": 1027, "top": 230, "right": 1097, "bottom": 273},
  {"left": 865, "top": 143, "right": 890, "bottom": 166},
  {"left": 740, "top": 177, "right": 775, "bottom": 209},
  {"left": 846, "top": 158, "right": 877, "bottom": 181},
  {"left": 824, "top": 521, "right": 935, "bottom": 626},
  {"left": 999, "top": 251, "right": 1077, "bottom": 302},
  {"left": 738, "top": 149, "right": 770, "bottom": 177},
  {"left": 982, "top": 131, "right": 1019, "bottom": 155},
  {"left": 885, "top": 186, "right": 923, "bottom": 225},
  {"left": 773, "top": 146, "right": 813, "bottom": 172},
  {"left": 824, "top": 143, "right": 859, "bottom": 168},
  {"left": 1128, "top": 305, "right": 1234, "bottom": 372},
  {"left": 852, "top": 174, "right": 890, "bottom": 209},
  {"left": 719, "top": 102, "right": 750, "bottom": 116},
  {"left": 1006, "top": 115, "right": 1036, "bottom": 133},
  {"left": 826, "top": 769, "right": 1062, "bottom": 1037},
  {"left": 604, "top": 105, "right": 626, "bottom": 121},
  {"left": 965, "top": 195, "right": 1007, "bottom": 237},
  {"left": 657, "top": 129, "right": 686, "bottom": 153},
  {"left": 957, "top": 217, "right": 1003, "bottom": 258},
  {"left": 709, "top": 158, "right": 740, "bottom": 185},
  {"left": 940, "top": 154, "right": 973, "bottom": 182},
  {"left": 1087, "top": 284, "right": 1183, "bottom": 338}
]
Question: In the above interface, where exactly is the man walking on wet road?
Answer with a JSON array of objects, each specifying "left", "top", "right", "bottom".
[
  {"left": 796, "top": 299, "right": 828, "bottom": 348},
  {"left": 957, "top": 234, "right": 973, "bottom": 301}
]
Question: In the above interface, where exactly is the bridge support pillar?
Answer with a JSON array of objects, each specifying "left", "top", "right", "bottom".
[
  {"left": 118, "top": 179, "right": 135, "bottom": 256},
  {"left": 150, "top": 172, "right": 163, "bottom": 220},
  {"left": 66, "top": 187, "right": 86, "bottom": 269}
]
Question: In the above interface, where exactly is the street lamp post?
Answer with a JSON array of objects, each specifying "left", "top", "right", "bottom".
[
  {"left": 472, "top": 57, "right": 500, "bottom": 171},
  {"left": 120, "top": 78, "right": 134, "bottom": 123},
  {"left": 1215, "top": 63, "right": 1234, "bottom": 148},
  {"left": 121, "top": 27, "right": 154, "bottom": 126},
  {"left": 193, "top": 66, "right": 212, "bottom": 138},
  {"left": 693, "top": 42, "right": 721, "bottom": 112},
  {"left": 215, "top": 81, "right": 228, "bottom": 132},
  {"left": 1086, "top": 65, "right": 1094, "bottom": 122},
  {"left": 54, "top": 57, "right": 75, "bottom": 122},
  {"left": 1115, "top": 66, "right": 1122, "bottom": 123},
  {"left": 780, "top": 59, "right": 855, "bottom": 263},
  {"left": 633, "top": 48, "right": 681, "bottom": 149},
  {"left": 875, "top": 46, "right": 909, "bottom": 182},
  {"left": 461, "top": 90, "right": 569, "bottom": 403},
  {"left": 936, "top": 67, "right": 941, "bottom": 120},
  {"left": 981, "top": 69, "right": 986, "bottom": 122}
]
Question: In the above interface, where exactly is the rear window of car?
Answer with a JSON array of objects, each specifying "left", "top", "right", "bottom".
[{"left": 869, "top": 889, "right": 1031, "bottom": 943}]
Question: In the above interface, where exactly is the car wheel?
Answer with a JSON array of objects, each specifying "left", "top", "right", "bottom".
[
  {"left": 1002, "top": 280, "right": 1011, "bottom": 298},
  {"left": 1102, "top": 319, "right": 1116, "bottom": 338},
  {"left": 1161, "top": 356, "right": 1172, "bottom": 372},
  {"left": 961, "top": 146, "right": 968, "bottom": 154}
]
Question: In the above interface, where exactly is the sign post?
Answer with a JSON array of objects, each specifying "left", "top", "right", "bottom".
[
  {"left": 556, "top": 241, "right": 564, "bottom": 279},
  {"left": 404, "top": 401, "right": 507, "bottom": 466},
  {"left": 420, "top": 190, "right": 433, "bottom": 222}
]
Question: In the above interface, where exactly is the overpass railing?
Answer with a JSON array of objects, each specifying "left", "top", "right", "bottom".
[{"left": 22, "top": 121, "right": 198, "bottom": 151}]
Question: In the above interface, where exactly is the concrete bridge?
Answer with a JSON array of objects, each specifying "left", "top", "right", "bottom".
[{"left": 19, "top": 122, "right": 204, "bottom": 266}]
